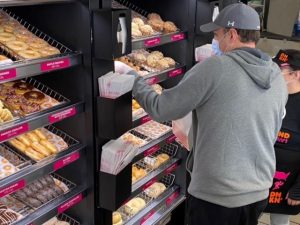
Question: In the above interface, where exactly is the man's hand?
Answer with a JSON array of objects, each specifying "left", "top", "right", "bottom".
[
  {"left": 286, "top": 193, "right": 300, "bottom": 206},
  {"left": 114, "top": 61, "right": 134, "bottom": 74}
]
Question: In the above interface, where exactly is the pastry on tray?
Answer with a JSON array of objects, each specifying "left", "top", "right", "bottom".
[
  {"left": 144, "top": 182, "right": 166, "bottom": 199},
  {"left": 132, "top": 164, "right": 147, "bottom": 183},
  {"left": 8, "top": 128, "right": 68, "bottom": 161},
  {"left": 42, "top": 216, "right": 70, "bottom": 225},
  {"left": 0, "top": 155, "right": 19, "bottom": 179},
  {"left": 124, "top": 197, "right": 146, "bottom": 215},
  {"left": 112, "top": 212, "right": 123, "bottom": 225}
]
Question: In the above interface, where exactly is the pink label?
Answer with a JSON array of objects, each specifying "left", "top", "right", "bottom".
[
  {"left": 165, "top": 163, "right": 178, "bottom": 174},
  {"left": 168, "top": 68, "right": 184, "bottom": 78},
  {"left": 0, "top": 180, "right": 26, "bottom": 198},
  {"left": 141, "top": 210, "right": 155, "bottom": 225},
  {"left": 58, "top": 193, "right": 83, "bottom": 214},
  {"left": 166, "top": 135, "right": 176, "bottom": 144},
  {"left": 49, "top": 107, "right": 77, "bottom": 124},
  {"left": 54, "top": 152, "right": 80, "bottom": 171},
  {"left": 166, "top": 191, "right": 180, "bottom": 206},
  {"left": 141, "top": 115, "right": 151, "bottom": 124},
  {"left": 171, "top": 33, "right": 185, "bottom": 42},
  {"left": 144, "top": 38, "right": 161, "bottom": 47},
  {"left": 41, "top": 58, "right": 70, "bottom": 72},
  {"left": 144, "top": 145, "right": 160, "bottom": 157},
  {"left": 0, "top": 123, "right": 29, "bottom": 142},
  {"left": 0, "top": 68, "right": 16, "bottom": 82},
  {"left": 142, "top": 178, "right": 157, "bottom": 191},
  {"left": 147, "top": 76, "right": 158, "bottom": 85}
]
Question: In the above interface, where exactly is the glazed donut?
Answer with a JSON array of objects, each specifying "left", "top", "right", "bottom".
[
  {"left": 125, "top": 197, "right": 146, "bottom": 215},
  {"left": 8, "top": 139, "right": 27, "bottom": 152},
  {"left": 0, "top": 32, "right": 16, "bottom": 43},
  {"left": 25, "top": 132, "right": 40, "bottom": 142},
  {"left": 16, "top": 134, "right": 31, "bottom": 146},
  {"left": 40, "top": 140, "right": 58, "bottom": 153},
  {"left": 28, "top": 38, "right": 48, "bottom": 49},
  {"left": 14, "top": 31, "right": 32, "bottom": 42},
  {"left": 18, "top": 49, "right": 41, "bottom": 59},
  {"left": 3, "top": 24, "right": 15, "bottom": 33},
  {"left": 31, "top": 142, "right": 52, "bottom": 156},
  {"left": 33, "top": 129, "right": 47, "bottom": 140},
  {"left": 24, "top": 91, "right": 45, "bottom": 103},
  {"left": 38, "top": 46, "right": 61, "bottom": 57},
  {"left": 6, "top": 40, "right": 28, "bottom": 52},
  {"left": 13, "top": 82, "right": 34, "bottom": 95}
]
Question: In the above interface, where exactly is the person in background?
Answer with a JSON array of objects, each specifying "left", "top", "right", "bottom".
[
  {"left": 115, "top": 3, "right": 288, "bottom": 225},
  {"left": 264, "top": 49, "right": 300, "bottom": 225}
]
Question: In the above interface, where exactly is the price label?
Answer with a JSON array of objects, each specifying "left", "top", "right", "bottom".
[
  {"left": 58, "top": 193, "right": 83, "bottom": 214},
  {"left": 168, "top": 68, "right": 184, "bottom": 78},
  {"left": 166, "top": 191, "right": 180, "bottom": 206},
  {"left": 141, "top": 210, "right": 155, "bottom": 225},
  {"left": 0, "top": 123, "right": 29, "bottom": 142},
  {"left": 171, "top": 33, "right": 185, "bottom": 42},
  {"left": 144, "top": 145, "right": 160, "bottom": 157},
  {"left": 141, "top": 115, "right": 151, "bottom": 124},
  {"left": 147, "top": 76, "right": 158, "bottom": 85},
  {"left": 0, "top": 68, "right": 16, "bottom": 82},
  {"left": 0, "top": 180, "right": 26, "bottom": 198},
  {"left": 142, "top": 178, "right": 157, "bottom": 191},
  {"left": 49, "top": 107, "right": 77, "bottom": 124},
  {"left": 165, "top": 163, "right": 178, "bottom": 174},
  {"left": 54, "top": 152, "right": 80, "bottom": 171},
  {"left": 166, "top": 134, "right": 176, "bottom": 144},
  {"left": 41, "top": 58, "right": 70, "bottom": 72},
  {"left": 144, "top": 38, "right": 161, "bottom": 47}
]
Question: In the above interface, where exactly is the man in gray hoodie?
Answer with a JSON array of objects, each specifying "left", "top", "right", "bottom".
[{"left": 128, "top": 3, "right": 288, "bottom": 225}]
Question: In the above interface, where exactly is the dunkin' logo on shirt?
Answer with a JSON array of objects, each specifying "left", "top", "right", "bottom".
[
  {"left": 269, "top": 191, "right": 283, "bottom": 204},
  {"left": 277, "top": 131, "right": 291, "bottom": 144}
]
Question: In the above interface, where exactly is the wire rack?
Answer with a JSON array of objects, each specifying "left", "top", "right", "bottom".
[
  {"left": 0, "top": 8, "right": 74, "bottom": 61},
  {"left": 132, "top": 143, "right": 178, "bottom": 184},
  {"left": 117, "top": 173, "right": 175, "bottom": 224},
  {"left": 24, "top": 77, "right": 70, "bottom": 104},
  {"left": 0, "top": 144, "right": 31, "bottom": 169},
  {"left": 13, "top": 173, "right": 76, "bottom": 210},
  {"left": 45, "top": 125, "right": 79, "bottom": 147},
  {"left": 57, "top": 213, "right": 81, "bottom": 225},
  {"left": 113, "top": 0, "right": 149, "bottom": 17}
]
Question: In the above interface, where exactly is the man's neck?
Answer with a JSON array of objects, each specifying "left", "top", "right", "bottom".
[{"left": 288, "top": 84, "right": 300, "bottom": 94}]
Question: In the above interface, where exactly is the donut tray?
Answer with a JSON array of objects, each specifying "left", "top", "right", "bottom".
[
  {"left": 5, "top": 125, "right": 79, "bottom": 162},
  {"left": 132, "top": 143, "right": 178, "bottom": 185},
  {"left": 12, "top": 173, "right": 76, "bottom": 210},
  {"left": 0, "top": 144, "right": 31, "bottom": 169},
  {"left": 115, "top": 173, "right": 175, "bottom": 224},
  {"left": 0, "top": 77, "right": 70, "bottom": 118},
  {"left": 0, "top": 8, "right": 74, "bottom": 61}
]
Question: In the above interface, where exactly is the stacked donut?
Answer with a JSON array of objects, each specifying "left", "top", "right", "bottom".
[{"left": 0, "top": 11, "right": 60, "bottom": 59}]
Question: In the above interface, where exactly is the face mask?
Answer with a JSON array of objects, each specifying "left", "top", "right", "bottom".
[
  {"left": 212, "top": 39, "right": 222, "bottom": 56},
  {"left": 211, "top": 32, "right": 228, "bottom": 56}
]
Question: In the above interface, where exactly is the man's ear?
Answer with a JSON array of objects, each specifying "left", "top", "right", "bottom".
[
  {"left": 295, "top": 70, "right": 300, "bottom": 81},
  {"left": 229, "top": 28, "right": 239, "bottom": 42}
]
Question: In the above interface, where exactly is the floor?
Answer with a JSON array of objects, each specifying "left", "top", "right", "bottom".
[{"left": 259, "top": 214, "right": 300, "bottom": 225}]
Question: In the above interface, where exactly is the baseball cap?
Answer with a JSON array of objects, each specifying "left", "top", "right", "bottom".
[
  {"left": 273, "top": 49, "right": 300, "bottom": 70},
  {"left": 200, "top": 3, "right": 261, "bottom": 32}
]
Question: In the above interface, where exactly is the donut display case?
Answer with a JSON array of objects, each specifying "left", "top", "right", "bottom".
[
  {"left": 0, "top": 0, "right": 95, "bottom": 224},
  {"left": 0, "top": 8, "right": 82, "bottom": 85}
]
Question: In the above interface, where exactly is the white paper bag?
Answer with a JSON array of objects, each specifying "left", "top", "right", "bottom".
[{"left": 172, "top": 112, "right": 192, "bottom": 150}]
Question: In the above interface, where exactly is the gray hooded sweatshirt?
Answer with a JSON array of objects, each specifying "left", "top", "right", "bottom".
[{"left": 132, "top": 48, "right": 288, "bottom": 207}]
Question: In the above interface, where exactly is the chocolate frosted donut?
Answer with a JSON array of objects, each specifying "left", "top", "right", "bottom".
[
  {"left": 12, "top": 82, "right": 34, "bottom": 95},
  {"left": 24, "top": 91, "right": 45, "bottom": 103},
  {"left": 53, "top": 185, "right": 64, "bottom": 195},
  {"left": 22, "top": 187, "right": 34, "bottom": 197},
  {"left": 26, "top": 197, "right": 42, "bottom": 208},
  {"left": 44, "top": 175, "right": 55, "bottom": 185},
  {"left": 39, "top": 177, "right": 48, "bottom": 187},
  {"left": 36, "top": 194, "right": 48, "bottom": 204},
  {"left": 14, "top": 190, "right": 27, "bottom": 200}
]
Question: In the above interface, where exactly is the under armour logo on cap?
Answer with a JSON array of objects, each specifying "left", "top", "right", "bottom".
[{"left": 227, "top": 21, "right": 235, "bottom": 27}]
